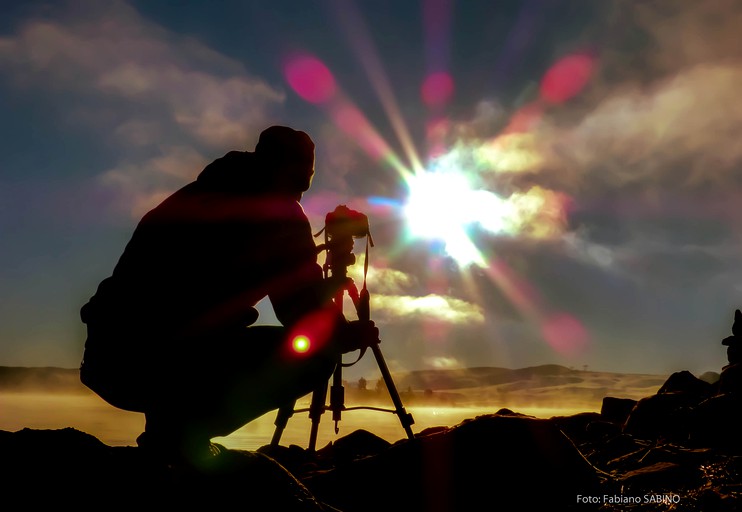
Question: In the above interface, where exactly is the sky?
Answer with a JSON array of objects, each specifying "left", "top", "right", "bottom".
[{"left": 1, "top": 0, "right": 741, "bottom": 379}]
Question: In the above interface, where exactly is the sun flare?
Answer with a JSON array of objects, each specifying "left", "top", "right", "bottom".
[{"left": 403, "top": 170, "right": 508, "bottom": 267}]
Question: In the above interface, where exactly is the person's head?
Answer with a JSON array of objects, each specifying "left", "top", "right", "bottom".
[{"left": 255, "top": 126, "right": 315, "bottom": 199}]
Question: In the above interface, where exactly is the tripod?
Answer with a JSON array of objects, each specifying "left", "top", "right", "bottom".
[{"left": 270, "top": 206, "right": 415, "bottom": 451}]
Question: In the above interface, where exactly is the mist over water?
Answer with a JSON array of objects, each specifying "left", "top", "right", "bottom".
[
  {"left": 0, "top": 392, "right": 591, "bottom": 450},
  {"left": 1, "top": 392, "right": 145, "bottom": 446}
]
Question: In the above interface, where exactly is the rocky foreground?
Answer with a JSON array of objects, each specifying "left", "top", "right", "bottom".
[{"left": 2, "top": 374, "right": 741, "bottom": 512}]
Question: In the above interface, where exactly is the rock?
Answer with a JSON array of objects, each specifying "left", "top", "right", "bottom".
[
  {"left": 316, "top": 428, "right": 391, "bottom": 464},
  {"left": 717, "top": 363, "right": 742, "bottom": 395},
  {"left": 689, "top": 393, "right": 742, "bottom": 450},
  {"left": 721, "top": 309, "right": 742, "bottom": 365},
  {"left": 302, "top": 414, "right": 601, "bottom": 512},
  {"left": 551, "top": 412, "right": 603, "bottom": 445},
  {"left": 732, "top": 309, "right": 742, "bottom": 338},
  {"left": 623, "top": 392, "right": 698, "bottom": 442},
  {"left": 4, "top": 406, "right": 742, "bottom": 511},
  {"left": 658, "top": 370, "right": 713, "bottom": 399},
  {"left": 0, "top": 427, "right": 333, "bottom": 510},
  {"left": 601, "top": 396, "right": 637, "bottom": 425}
]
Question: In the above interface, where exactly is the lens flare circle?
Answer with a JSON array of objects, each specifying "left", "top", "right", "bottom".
[
  {"left": 541, "top": 313, "right": 589, "bottom": 355},
  {"left": 284, "top": 55, "right": 337, "bottom": 104},
  {"left": 292, "top": 335, "right": 311, "bottom": 354},
  {"left": 421, "top": 72, "right": 454, "bottom": 107},
  {"left": 540, "top": 53, "right": 595, "bottom": 104}
]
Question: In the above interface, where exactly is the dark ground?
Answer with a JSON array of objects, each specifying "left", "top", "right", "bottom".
[{"left": 2, "top": 401, "right": 740, "bottom": 511}]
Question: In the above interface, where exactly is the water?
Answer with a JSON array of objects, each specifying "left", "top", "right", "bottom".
[{"left": 0, "top": 392, "right": 591, "bottom": 450}]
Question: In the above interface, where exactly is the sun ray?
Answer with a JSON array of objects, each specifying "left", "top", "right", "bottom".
[
  {"left": 283, "top": 51, "right": 412, "bottom": 181},
  {"left": 479, "top": 260, "right": 590, "bottom": 356},
  {"left": 326, "top": 0, "right": 424, "bottom": 177},
  {"left": 421, "top": 0, "right": 455, "bottom": 161}
]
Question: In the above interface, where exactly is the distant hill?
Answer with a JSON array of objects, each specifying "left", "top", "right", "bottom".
[
  {"left": 390, "top": 364, "right": 669, "bottom": 408},
  {"left": 394, "top": 364, "right": 579, "bottom": 390}
]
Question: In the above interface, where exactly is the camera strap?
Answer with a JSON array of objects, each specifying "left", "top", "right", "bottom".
[
  {"left": 362, "top": 227, "right": 374, "bottom": 292},
  {"left": 342, "top": 233, "right": 373, "bottom": 368},
  {"left": 363, "top": 236, "right": 369, "bottom": 293}
]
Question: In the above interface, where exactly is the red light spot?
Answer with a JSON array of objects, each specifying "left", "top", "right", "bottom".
[
  {"left": 292, "top": 335, "right": 311, "bottom": 353},
  {"left": 542, "top": 313, "right": 589, "bottom": 355},
  {"left": 540, "top": 53, "right": 595, "bottom": 104},
  {"left": 284, "top": 307, "right": 338, "bottom": 358},
  {"left": 285, "top": 55, "right": 337, "bottom": 104},
  {"left": 421, "top": 72, "right": 454, "bottom": 107}
]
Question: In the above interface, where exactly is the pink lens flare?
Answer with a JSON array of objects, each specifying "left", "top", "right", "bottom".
[
  {"left": 540, "top": 53, "right": 596, "bottom": 104},
  {"left": 284, "top": 54, "right": 337, "bottom": 104},
  {"left": 541, "top": 313, "right": 590, "bottom": 355},
  {"left": 421, "top": 71, "right": 455, "bottom": 108}
]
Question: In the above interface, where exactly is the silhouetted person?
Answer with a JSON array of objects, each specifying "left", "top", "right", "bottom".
[{"left": 80, "top": 126, "right": 376, "bottom": 463}]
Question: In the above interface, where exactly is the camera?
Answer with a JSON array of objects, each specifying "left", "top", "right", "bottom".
[
  {"left": 324, "top": 205, "right": 370, "bottom": 242},
  {"left": 320, "top": 205, "right": 373, "bottom": 271}
]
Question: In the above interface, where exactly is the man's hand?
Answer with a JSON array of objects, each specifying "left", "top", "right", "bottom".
[{"left": 338, "top": 319, "right": 380, "bottom": 354}]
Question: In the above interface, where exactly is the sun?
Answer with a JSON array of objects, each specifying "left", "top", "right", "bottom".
[{"left": 402, "top": 169, "right": 508, "bottom": 267}]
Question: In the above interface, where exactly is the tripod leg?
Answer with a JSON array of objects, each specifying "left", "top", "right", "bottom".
[
  {"left": 371, "top": 344, "right": 415, "bottom": 440},
  {"left": 271, "top": 401, "right": 295, "bottom": 448},
  {"left": 307, "top": 379, "right": 328, "bottom": 452},
  {"left": 329, "top": 362, "right": 345, "bottom": 434}
]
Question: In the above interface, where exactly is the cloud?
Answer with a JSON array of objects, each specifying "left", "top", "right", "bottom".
[
  {"left": 538, "top": 63, "right": 742, "bottom": 193},
  {"left": 546, "top": 1, "right": 741, "bottom": 192},
  {"left": 0, "top": 0, "right": 285, "bottom": 218},
  {"left": 530, "top": 2, "right": 742, "bottom": 294},
  {"left": 634, "top": 0, "right": 742, "bottom": 71},
  {"left": 423, "top": 356, "right": 464, "bottom": 370},
  {"left": 473, "top": 2, "right": 742, "bottom": 283},
  {"left": 370, "top": 293, "right": 484, "bottom": 324},
  {"left": 433, "top": 1, "right": 742, "bottom": 207},
  {"left": 100, "top": 145, "right": 208, "bottom": 218},
  {"left": 342, "top": 253, "right": 482, "bottom": 325},
  {"left": 314, "top": 123, "right": 360, "bottom": 193},
  {"left": 347, "top": 254, "right": 416, "bottom": 295}
]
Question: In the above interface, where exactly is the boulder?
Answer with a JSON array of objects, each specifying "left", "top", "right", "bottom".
[
  {"left": 623, "top": 392, "right": 696, "bottom": 442},
  {"left": 717, "top": 363, "right": 742, "bottom": 396},
  {"left": 601, "top": 396, "right": 637, "bottom": 425},
  {"left": 689, "top": 393, "right": 742, "bottom": 451},
  {"left": 302, "top": 414, "right": 601, "bottom": 512},
  {"left": 658, "top": 370, "right": 713, "bottom": 399}
]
